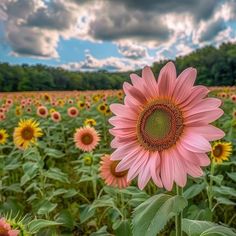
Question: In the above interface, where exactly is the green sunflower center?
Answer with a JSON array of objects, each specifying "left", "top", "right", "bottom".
[
  {"left": 137, "top": 101, "right": 184, "bottom": 151},
  {"left": 144, "top": 110, "right": 171, "bottom": 140}
]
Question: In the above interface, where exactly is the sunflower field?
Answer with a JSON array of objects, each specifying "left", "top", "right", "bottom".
[{"left": 0, "top": 72, "right": 236, "bottom": 235}]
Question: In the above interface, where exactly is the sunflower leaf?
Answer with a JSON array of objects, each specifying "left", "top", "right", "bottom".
[
  {"left": 182, "top": 219, "right": 236, "bottom": 236},
  {"left": 132, "top": 193, "right": 187, "bottom": 236}
]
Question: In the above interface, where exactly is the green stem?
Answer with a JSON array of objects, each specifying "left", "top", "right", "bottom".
[
  {"left": 208, "top": 162, "right": 215, "bottom": 210},
  {"left": 175, "top": 185, "right": 183, "bottom": 236}
]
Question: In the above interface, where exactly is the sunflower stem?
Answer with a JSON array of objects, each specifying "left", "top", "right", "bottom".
[
  {"left": 208, "top": 162, "right": 215, "bottom": 210},
  {"left": 175, "top": 185, "right": 183, "bottom": 236}
]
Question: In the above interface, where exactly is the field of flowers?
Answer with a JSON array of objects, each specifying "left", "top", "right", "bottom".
[{"left": 0, "top": 80, "right": 236, "bottom": 234}]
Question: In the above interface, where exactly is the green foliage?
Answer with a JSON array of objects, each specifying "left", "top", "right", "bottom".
[
  {"left": 132, "top": 194, "right": 188, "bottom": 236},
  {"left": 0, "top": 42, "right": 236, "bottom": 92},
  {"left": 182, "top": 219, "right": 236, "bottom": 236}
]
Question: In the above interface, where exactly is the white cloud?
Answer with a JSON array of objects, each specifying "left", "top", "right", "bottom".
[{"left": 61, "top": 50, "right": 151, "bottom": 72}]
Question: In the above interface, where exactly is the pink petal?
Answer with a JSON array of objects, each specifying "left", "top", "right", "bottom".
[
  {"left": 127, "top": 151, "right": 149, "bottom": 181},
  {"left": 109, "top": 117, "right": 136, "bottom": 128},
  {"left": 138, "top": 156, "right": 152, "bottom": 190},
  {"left": 110, "top": 103, "right": 138, "bottom": 119},
  {"left": 184, "top": 125, "right": 225, "bottom": 141},
  {"left": 157, "top": 61, "right": 177, "bottom": 97},
  {"left": 184, "top": 98, "right": 222, "bottom": 116},
  {"left": 161, "top": 150, "right": 174, "bottom": 191},
  {"left": 170, "top": 148, "right": 187, "bottom": 187},
  {"left": 184, "top": 108, "right": 224, "bottom": 126},
  {"left": 150, "top": 152, "right": 163, "bottom": 187},
  {"left": 173, "top": 67, "right": 197, "bottom": 103},
  {"left": 194, "top": 153, "right": 210, "bottom": 166},
  {"left": 111, "top": 141, "right": 138, "bottom": 160},
  {"left": 180, "top": 131, "right": 211, "bottom": 152},
  {"left": 142, "top": 66, "right": 158, "bottom": 97},
  {"left": 179, "top": 85, "right": 209, "bottom": 109}
]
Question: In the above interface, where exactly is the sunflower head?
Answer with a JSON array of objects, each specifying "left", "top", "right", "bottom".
[
  {"left": 0, "top": 129, "right": 9, "bottom": 145},
  {"left": 97, "top": 103, "right": 108, "bottom": 114},
  {"left": 211, "top": 141, "right": 233, "bottom": 164},
  {"left": 13, "top": 119, "right": 43, "bottom": 150},
  {"left": 84, "top": 118, "right": 96, "bottom": 127}
]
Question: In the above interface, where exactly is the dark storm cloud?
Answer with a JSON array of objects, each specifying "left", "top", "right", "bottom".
[
  {"left": 88, "top": 0, "right": 221, "bottom": 42},
  {"left": 25, "top": 1, "right": 76, "bottom": 30},
  {"left": 7, "top": 26, "right": 59, "bottom": 58},
  {"left": 200, "top": 18, "right": 226, "bottom": 42},
  {"left": 117, "top": 0, "right": 219, "bottom": 21}
]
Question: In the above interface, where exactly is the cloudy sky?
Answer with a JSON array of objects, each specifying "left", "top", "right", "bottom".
[{"left": 0, "top": 0, "right": 236, "bottom": 71}]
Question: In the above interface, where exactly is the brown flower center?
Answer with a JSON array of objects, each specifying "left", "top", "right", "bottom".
[
  {"left": 0, "top": 134, "right": 3, "bottom": 140},
  {"left": 137, "top": 100, "right": 184, "bottom": 151},
  {"left": 110, "top": 161, "right": 128, "bottom": 177},
  {"left": 81, "top": 133, "right": 93, "bottom": 145},
  {"left": 213, "top": 145, "right": 223, "bottom": 157},
  {"left": 54, "top": 114, "right": 59, "bottom": 119},
  {"left": 21, "top": 126, "right": 34, "bottom": 140},
  {"left": 39, "top": 108, "right": 46, "bottom": 115},
  {"left": 70, "top": 109, "right": 76, "bottom": 115}
]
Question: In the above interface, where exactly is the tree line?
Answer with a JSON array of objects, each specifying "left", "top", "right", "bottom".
[{"left": 0, "top": 42, "right": 235, "bottom": 92}]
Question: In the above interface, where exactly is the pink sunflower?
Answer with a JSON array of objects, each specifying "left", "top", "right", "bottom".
[
  {"left": 0, "top": 218, "right": 19, "bottom": 236},
  {"left": 74, "top": 126, "right": 100, "bottom": 152},
  {"left": 109, "top": 62, "right": 225, "bottom": 191},
  {"left": 51, "top": 111, "right": 61, "bottom": 122},
  {"left": 37, "top": 105, "right": 48, "bottom": 118},
  {"left": 67, "top": 107, "right": 79, "bottom": 118},
  {"left": 100, "top": 154, "right": 130, "bottom": 189}
]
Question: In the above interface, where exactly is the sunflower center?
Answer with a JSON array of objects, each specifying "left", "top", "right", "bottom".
[
  {"left": 39, "top": 108, "right": 46, "bottom": 115},
  {"left": 213, "top": 145, "right": 223, "bottom": 157},
  {"left": 0, "top": 134, "right": 3, "bottom": 140},
  {"left": 137, "top": 101, "right": 184, "bottom": 151},
  {"left": 21, "top": 126, "right": 34, "bottom": 140},
  {"left": 71, "top": 109, "right": 76, "bottom": 115},
  {"left": 81, "top": 133, "right": 93, "bottom": 145},
  {"left": 110, "top": 161, "right": 128, "bottom": 177}
]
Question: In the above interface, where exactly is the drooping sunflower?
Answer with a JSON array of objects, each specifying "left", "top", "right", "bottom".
[
  {"left": 109, "top": 62, "right": 225, "bottom": 191},
  {"left": 99, "top": 154, "right": 130, "bottom": 189},
  {"left": 0, "top": 129, "right": 9, "bottom": 145},
  {"left": 13, "top": 119, "right": 43, "bottom": 150},
  {"left": 211, "top": 141, "right": 232, "bottom": 164}
]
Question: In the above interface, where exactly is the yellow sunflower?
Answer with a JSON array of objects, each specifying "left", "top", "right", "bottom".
[
  {"left": 84, "top": 118, "right": 97, "bottom": 126},
  {"left": 211, "top": 141, "right": 233, "bottom": 164},
  {"left": 0, "top": 129, "right": 9, "bottom": 145},
  {"left": 13, "top": 119, "right": 43, "bottom": 150},
  {"left": 77, "top": 100, "right": 86, "bottom": 110},
  {"left": 97, "top": 103, "right": 108, "bottom": 114},
  {"left": 15, "top": 106, "right": 22, "bottom": 116},
  {"left": 49, "top": 108, "right": 56, "bottom": 114},
  {"left": 92, "top": 94, "right": 100, "bottom": 103}
]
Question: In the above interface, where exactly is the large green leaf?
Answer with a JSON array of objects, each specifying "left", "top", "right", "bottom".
[
  {"left": 182, "top": 219, "right": 236, "bottom": 236},
  {"left": 114, "top": 220, "right": 132, "bottom": 236},
  {"left": 43, "top": 168, "right": 70, "bottom": 183},
  {"left": 132, "top": 193, "right": 188, "bottom": 236},
  {"left": 28, "top": 219, "right": 61, "bottom": 234},
  {"left": 183, "top": 182, "right": 206, "bottom": 200},
  {"left": 227, "top": 172, "right": 236, "bottom": 182}
]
